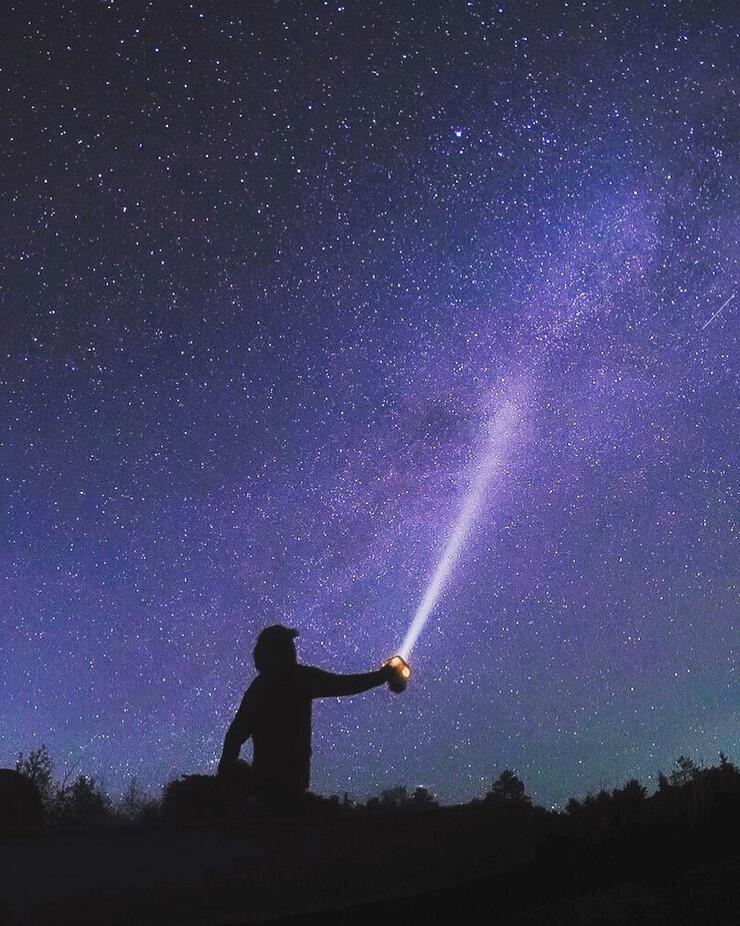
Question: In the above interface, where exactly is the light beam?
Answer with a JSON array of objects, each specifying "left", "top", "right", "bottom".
[{"left": 398, "top": 384, "right": 527, "bottom": 661}]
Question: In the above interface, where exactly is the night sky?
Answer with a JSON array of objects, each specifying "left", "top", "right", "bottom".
[{"left": 2, "top": 1, "right": 737, "bottom": 807}]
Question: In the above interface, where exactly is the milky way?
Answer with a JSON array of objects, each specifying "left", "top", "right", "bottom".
[{"left": 1, "top": 1, "right": 737, "bottom": 805}]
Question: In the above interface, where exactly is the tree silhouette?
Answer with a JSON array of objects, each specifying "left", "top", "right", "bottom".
[
  {"left": 3, "top": 744, "right": 739, "bottom": 925},
  {"left": 55, "top": 775, "right": 116, "bottom": 828},
  {"left": 669, "top": 755, "right": 698, "bottom": 787},
  {"left": 616, "top": 778, "right": 647, "bottom": 803},
  {"left": 16, "top": 745, "right": 55, "bottom": 814},
  {"left": 484, "top": 769, "right": 531, "bottom": 806},
  {"left": 718, "top": 752, "right": 734, "bottom": 771},
  {"left": 7, "top": 743, "right": 739, "bottom": 849},
  {"left": 119, "top": 777, "right": 158, "bottom": 823},
  {"left": 380, "top": 786, "right": 409, "bottom": 809},
  {"left": 610, "top": 779, "right": 648, "bottom": 830},
  {"left": 410, "top": 786, "right": 438, "bottom": 809},
  {"left": 361, "top": 785, "right": 438, "bottom": 813},
  {"left": 610, "top": 778, "right": 648, "bottom": 813}
]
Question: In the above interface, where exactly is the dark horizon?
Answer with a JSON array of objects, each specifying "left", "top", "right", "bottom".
[
  {"left": 4, "top": 748, "right": 739, "bottom": 925},
  {"left": 2, "top": 0, "right": 737, "bottom": 810},
  {"left": 12, "top": 741, "right": 739, "bottom": 814}
]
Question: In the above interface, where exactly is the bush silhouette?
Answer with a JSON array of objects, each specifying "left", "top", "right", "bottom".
[
  {"left": 7, "top": 743, "right": 739, "bottom": 870},
  {"left": 162, "top": 761, "right": 256, "bottom": 824},
  {"left": 410, "top": 785, "right": 438, "bottom": 810},
  {"left": 119, "top": 777, "right": 159, "bottom": 824},
  {"left": 0, "top": 769, "right": 44, "bottom": 832},
  {"left": 15, "top": 745, "right": 55, "bottom": 817},
  {"left": 3, "top": 746, "right": 737, "bottom": 926},
  {"left": 54, "top": 775, "right": 118, "bottom": 828}
]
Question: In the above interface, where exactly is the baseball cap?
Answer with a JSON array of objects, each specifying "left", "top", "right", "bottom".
[{"left": 257, "top": 624, "right": 299, "bottom": 644}]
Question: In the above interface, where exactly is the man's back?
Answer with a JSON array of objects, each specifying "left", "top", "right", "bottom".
[{"left": 240, "top": 667, "right": 314, "bottom": 794}]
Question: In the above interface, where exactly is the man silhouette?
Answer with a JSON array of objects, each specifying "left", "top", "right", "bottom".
[{"left": 217, "top": 625, "right": 397, "bottom": 802}]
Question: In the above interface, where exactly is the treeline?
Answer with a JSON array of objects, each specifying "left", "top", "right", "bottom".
[
  {"left": 6, "top": 745, "right": 739, "bottom": 836},
  {"left": 11, "top": 746, "right": 159, "bottom": 828}
]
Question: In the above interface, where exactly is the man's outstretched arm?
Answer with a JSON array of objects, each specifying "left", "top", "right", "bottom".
[
  {"left": 303, "top": 665, "right": 393, "bottom": 699},
  {"left": 217, "top": 696, "right": 253, "bottom": 775}
]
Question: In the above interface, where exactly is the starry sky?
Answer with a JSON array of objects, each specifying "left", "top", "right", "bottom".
[{"left": 1, "top": 1, "right": 737, "bottom": 807}]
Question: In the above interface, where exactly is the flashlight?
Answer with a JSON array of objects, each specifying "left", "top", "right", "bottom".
[{"left": 384, "top": 655, "right": 411, "bottom": 693}]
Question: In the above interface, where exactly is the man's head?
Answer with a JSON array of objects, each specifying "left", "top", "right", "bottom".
[{"left": 253, "top": 624, "right": 299, "bottom": 674}]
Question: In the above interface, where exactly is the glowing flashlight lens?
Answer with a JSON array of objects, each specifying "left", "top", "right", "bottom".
[{"left": 384, "top": 656, "right": 410, "bottom": 693}]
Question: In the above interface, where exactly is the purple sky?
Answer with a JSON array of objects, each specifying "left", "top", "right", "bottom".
[{"left": 1, "top": 1, "right": 737, "bottom": 806}]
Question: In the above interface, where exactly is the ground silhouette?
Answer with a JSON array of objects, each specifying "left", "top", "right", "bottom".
[{"left": 1, "top": 748, "right": 738, "bottom": 924}]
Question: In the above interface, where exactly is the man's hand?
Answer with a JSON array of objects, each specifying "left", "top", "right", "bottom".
[{"left": 383, "top": 655, "right": 410, "bottom": 693}]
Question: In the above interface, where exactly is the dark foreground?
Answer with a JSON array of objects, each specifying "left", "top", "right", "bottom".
[{"left": 1, "top": 802, "right": 738, "bottom": 926}]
